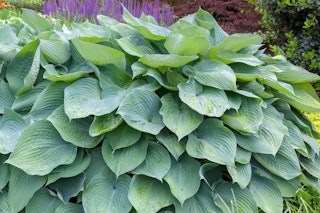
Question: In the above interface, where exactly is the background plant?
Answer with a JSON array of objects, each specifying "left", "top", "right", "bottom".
[
  {"left": 253, "top": 0, "right": 320, "bottom": 74},
  {"left": 0, "top": 7, "right": 320, "bottom": 213},
  {"left": 42, "top": 0, "right": 175, "bottom": 25}
]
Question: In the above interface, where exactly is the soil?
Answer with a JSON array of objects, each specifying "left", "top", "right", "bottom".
[{"left": 164, "top": 0, "right": 262, "bottom": 34}]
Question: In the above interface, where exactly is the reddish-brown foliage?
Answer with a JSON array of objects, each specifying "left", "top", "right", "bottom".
[{"left": 164, "top": 0, "right": 262, "bottom": 34}]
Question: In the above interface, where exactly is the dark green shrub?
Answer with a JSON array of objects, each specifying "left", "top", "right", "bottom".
[
  {"left": 254, "top": 0, "right": 320, "bottom": 73},
  {"left": 0, "top": 8, "right": 320, "bottom": 212}
]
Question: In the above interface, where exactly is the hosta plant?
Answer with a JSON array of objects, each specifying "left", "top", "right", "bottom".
[{"left": 1, "top": 8, "right": 320, "bottom": 213}]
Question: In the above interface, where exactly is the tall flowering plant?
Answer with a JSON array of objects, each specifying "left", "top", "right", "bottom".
[{"left": 43, "top": 0, "right": 175, "bottom": 25}]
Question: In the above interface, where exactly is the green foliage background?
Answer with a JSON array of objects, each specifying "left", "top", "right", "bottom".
[
  {"left": 0, "top": 7, "right": 320, "bottom": 213},
  {"left": 253, "top": 0, "right": 320, "bottom": 74}
]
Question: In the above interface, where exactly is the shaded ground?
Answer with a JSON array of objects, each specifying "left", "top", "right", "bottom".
[{"left": 164, "top": 0, "right": 262, "bottom": 34}]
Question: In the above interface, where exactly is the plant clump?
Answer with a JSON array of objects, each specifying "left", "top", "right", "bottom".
[{"left": 0, "top": 7, "right": 320, "bottom": 213}]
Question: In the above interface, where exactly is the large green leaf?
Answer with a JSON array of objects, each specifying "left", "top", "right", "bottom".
[
  {"left": 0, "top": 191, "right": 10, "bottom": 213},
  {"left": 48, "top": 106, "right": 101, "bottom": 148},
  {"left": 113, "top": 22, "right": 155, "bottom": 57},
  {"left": 122, "top": 8, "right": 171, "bottom": 40},
  {"left": 21, "top": 8, "right": 51, "bottom": 33},
  {"left": 89, "top": 112, "right": 123, "bottom": 137},
  {"left": 222, "top": 96, "right": 263, "bottom": 134},
  {"left": 252, "top": 166, "right": 301, "bottom": 198},
  {"left": 164, "top": 154, "right": 201, "bottom": 205},
  {"left": 6, "top": 39, "right": 40, "bottom": 95},
  {"left": 132, "top": 142, "right": 171, "bottom": 181},
  {"left": 211, "top": 50, "right": 264, "bottom": 66},
  {"left": 253, "top": 139, "right": 301, "bottom": 180},
  {"left": 30, "top": 82, "right": 67, "bottom": 120},
  {"left": 47, "top": 149, "right": 91, "bottom": 185},
  {"left": 64, "top": 78, "right": 120, "bottom": 119},
  {"left": 0, "top": 155, "right": 9, "bottom": 190},
  {"left": 55, "top": 203, "right": 84, "bottom": 213},
  {"left": 48, "top": 174, "right": 86, "bottom": 203},
  {"left": 71, "top": 38, "right": 126, "bottom": 70},
  {"left": 117, "top": 37, "right": 155, "bottom": 57},
  {"left": 97, "top": 64, "right": 131, "bottom": 90},
  {"left": 6, "top": 120, "right": 77, "bottom": 176},
  {"left": 186, "top": 118, "right": 237, "bottom": 166},
  {"left": 160, "top": 93, "right": 203, "bottom": 140},
  {"left": 272, "top": 61, "right": 320, "bottom": 84},
  {"left": 234, "top": 105, "right": 287, "bottom": 155},
  {"left": 117, "top": 89, "right": 165, "bottom": 135},
  {"left": 300, "top": 155, "right": 320, "bottom": 178},
  {"left": 43, "top": 62, "right": 94, "bottom": 83},
  {"left": 175, "top": 183, "right": 222, "bottom": 213},
  {"left": 283, "top": 120, "right": 308, "bottom": 156},
  {"left": 227, "top": 162, "right": 252, "bottom": 189},
  {"left": 276, "top": 84, "right": 320, "bottom": 112},
  {"left": 25, "top": 188, "right": 63, "bottom": 213},
  {"left": 83, "top": 173, "right": 131, "bottom": 213},
  {"left": 178, "top": 78, "right": 230, "bottom": 117},
  {"left": 249, "top": 174, "right": 283, "bottom": 213},
  {"left": 102, "top": 134, "right": 149, "bottom": 177},
  {"left": 145, "top": 68, "right": 187, "bottom": 91},
  {"left": 84, "top": 147, "right": 110, "bottom": 186},
  {"left": 209, "top": 33, "right": 262, "bottom": 54},
  {"left": 40, "top": 39, "right": 70, "bottom": 64},
  {"left": 195, "top": 8, "right": 220, "bottom": 31},
  {"left": 128, "top": 175, "right": 175, "bottom": 213},
  {"left": 214, "top": 181, "right": 258, "bottom": 213},
  {"left": 12, "top": 80, "right": 50, "bottom": 112},
  {"left": 7, "top": 167, "right": 46, "bottom": 213},
  {"left": 0, "top": 80, "right": 14, "bottom": 114},
  {"left": 104, "top": 122, "right": 141, "bottom": 151},
  {"left": 0, "top": 108, "right": 27, "bottom": 154},
  {"left": 0, "top": 25, "right": 19, "bottom": 45},
  {"left": 235, "top": 147, "right": 251, "bottom": 164},
  {"left": 164, "top": 33, "right": 210, "bottom": 55},
  {"left": 139, "top": 54, "right": 198, "bottom": 68},
  {"left": 183, "top": 59, "right": 237, "bottom": 91},
  {"left": 156, "top": 128, "right": 186, "bottom": 161}
]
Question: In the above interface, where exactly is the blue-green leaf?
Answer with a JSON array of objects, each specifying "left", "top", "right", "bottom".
[
  {"left": 178, "top": 78, "right": 230, "bottom": 117},
  {"left": 7, "top": 167, "right": 46, "bottom": 213},
  {"left": 0, "top": 80, "right": 14, "bottom": 114},
  {"left": 160, "top": 93, "right": 203, "bottom": 140},
  {"left": 64, "top": 78, "right": 120, "bottom": 119},
  {"left": 132, "top": 142, "right": 171, "bottom": 181},
  {"left": 83, "top": 173, "right": 131, "bottom": 213},
  {"left": 6, "top": 120, "right": 77, "bottom": 176},
  {"left": 222, "top": 97, "right": 263, "bottom": 134},
  {"left": 128, "top": 175, "right": 175, "bottom": 213},
  {"left": 249, "top": 174, "right": 283, "bottom": 213},
  {"left": 48, "top": 106, "right": 101, "bottom": 148},
  {"left": 156, "top": 128, "right": 186, "bottom": 161},
  {"left": 102, "top": 134, "right": 148, "bottom": 177},
  {"left": 71, "top": 38, "right": 126, "bottom": 70},
  {"left": 183, "top": 60, "right": 237, "bottom": 91},
  {"left": 30, "top": 82, "right": 67, "bottom": 120},
  {"left": 6, "top": 39, "right": 40, "bottom": 95},
  {"left": 25, "top": 188, "right": 63, "bottom": 213},
  {"left": 164, "top": 154, "right": 201, "bottom": 205},
  {"left": 139, "top": 54, "right": 198, "bottom": 68},
  {"left": 175, "top": 183, "right": 222, "bottom": 213},
  {"left": 122, "top": 8, "right": 171, "bottom": 40},
  {"left": 117, "top": 89, "right": 165, "bottom": 135},
  {"left": 105, "top": 122, "right": 141, "bottom": 151},
  {"left": 214, "top": 181, "right": 258, "bottom": 213},
  {"left": 187, "top": 118, "right": 236, "bottom": 166},
  {"left": 0, "top": 109, "right": 27, "bottom": 154}
]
